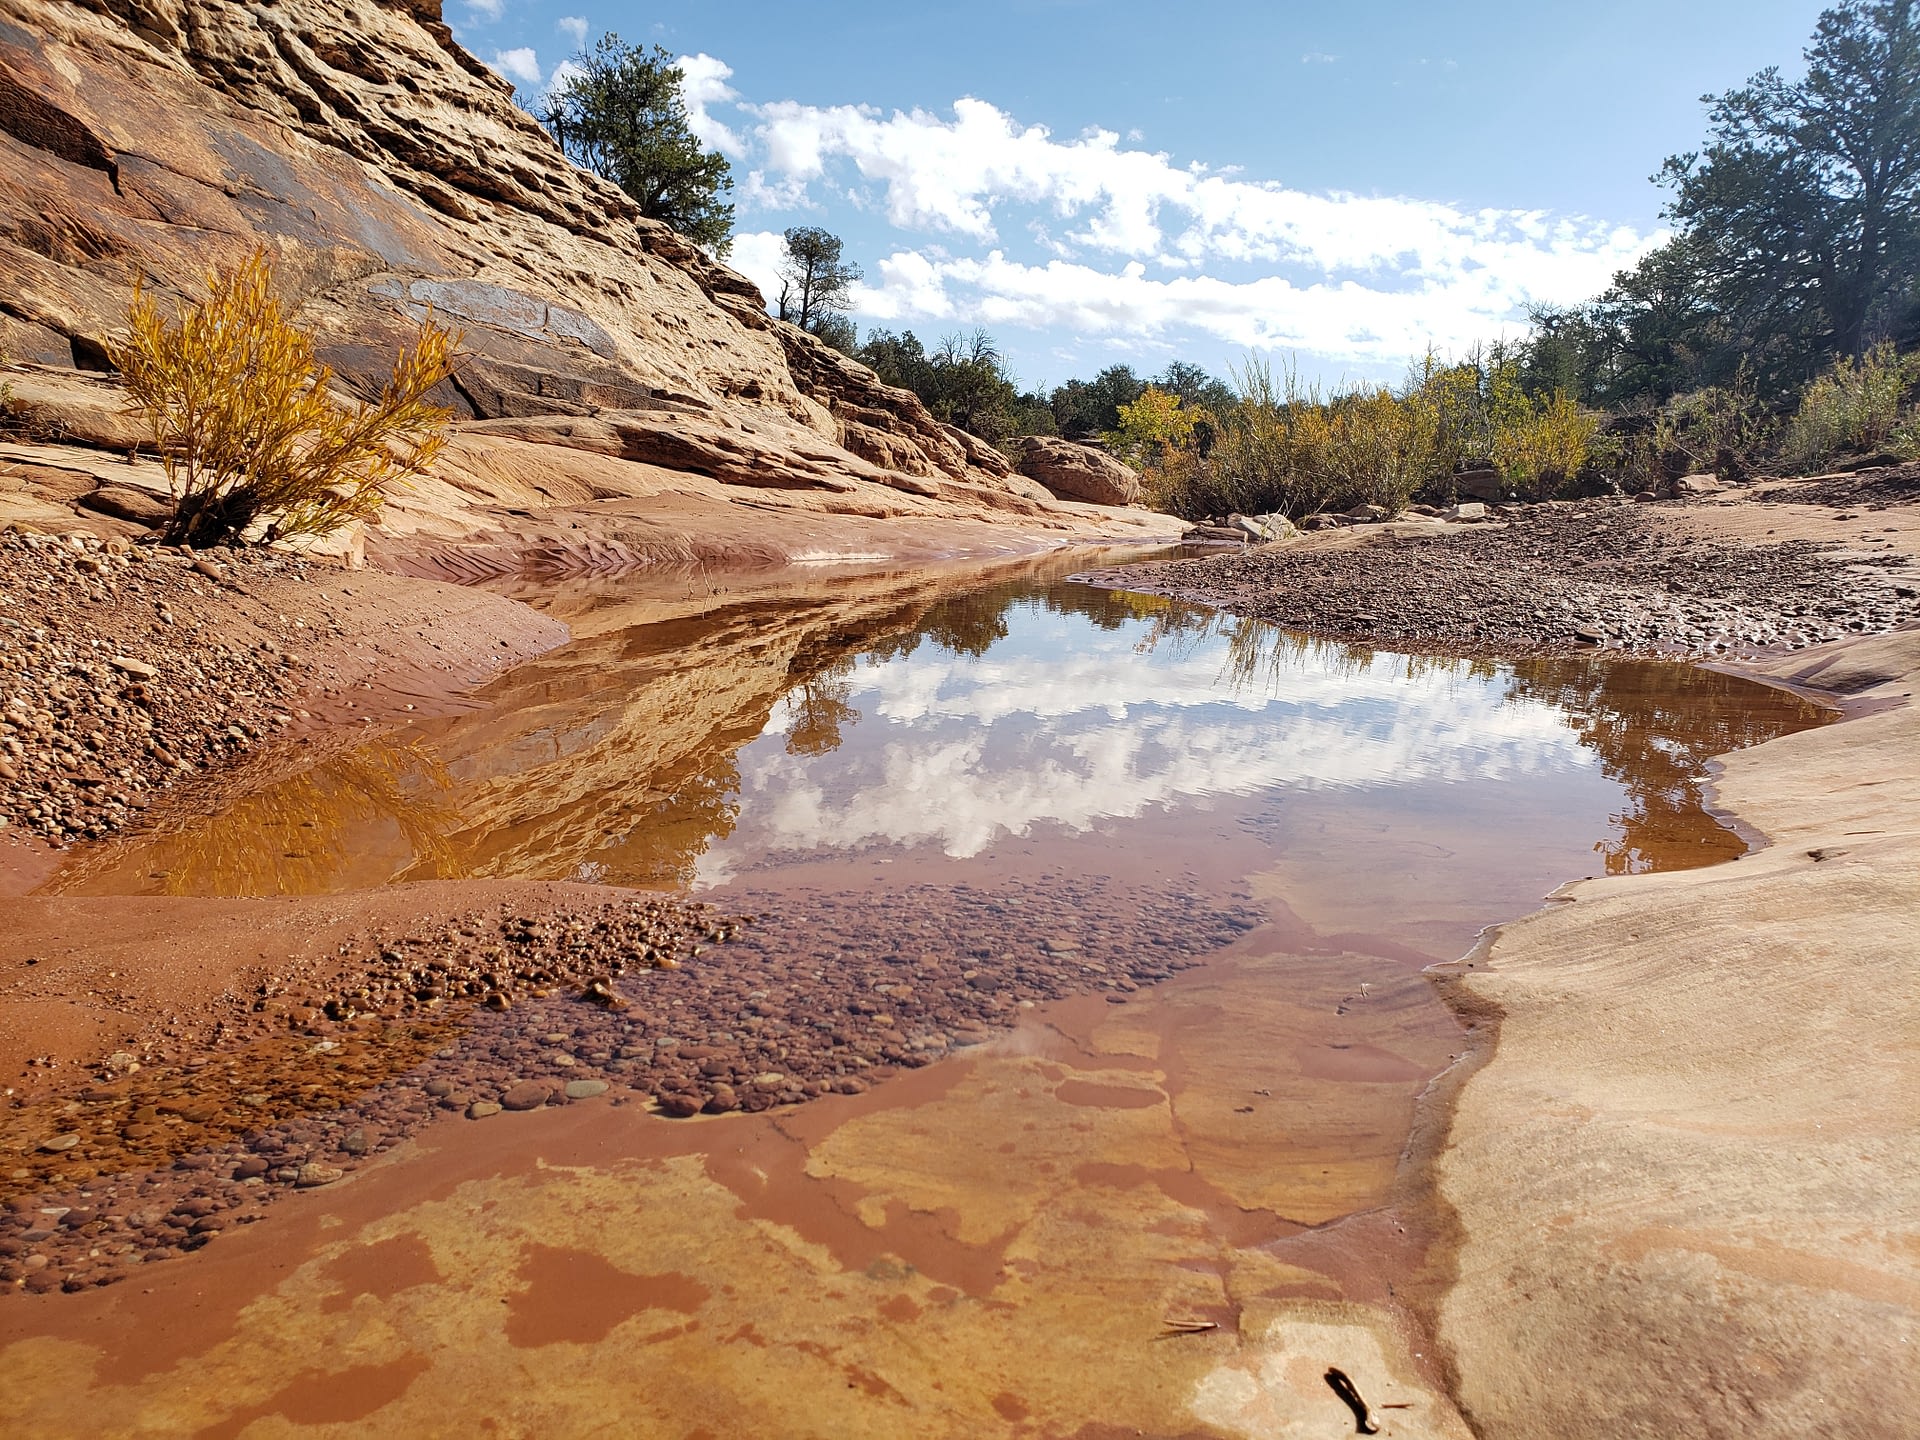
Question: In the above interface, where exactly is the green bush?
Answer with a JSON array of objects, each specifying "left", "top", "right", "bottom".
[{"left": 1781, "top": 342, "right": 1920, "bottom": 469}]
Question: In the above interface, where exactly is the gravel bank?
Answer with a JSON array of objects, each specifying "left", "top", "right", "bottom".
[
  {"left": 0, "top": 530, "right": 564, "bottom": 852},
  {"left": 1091, "top": 486, "right": 1920, "bottom": 660}
]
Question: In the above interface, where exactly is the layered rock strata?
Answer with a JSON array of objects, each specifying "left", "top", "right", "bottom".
[{"left": 0, "top": 0, "right": 1159, "bottom": 564}]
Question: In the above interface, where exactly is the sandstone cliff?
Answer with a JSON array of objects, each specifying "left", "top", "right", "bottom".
[{"left": 0, "top": 0, "right": 1167, "bottom": 565}]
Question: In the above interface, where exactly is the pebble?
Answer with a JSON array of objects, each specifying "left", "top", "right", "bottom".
[
  {"left": 0, "top": 533, "right": 324, "bottom": 844},
  {"left": 1106, "top": 488, "right": 1920, "bottom": 660},
  {"left": 37, "top": 1135, "right": 80, "bottom": 1153},
  {"left": 499, "top": 1080, "right": 553, "bottom": 1112},
  {"left": 0, "top": 877, "right": 1253, "bottom": 1297}
]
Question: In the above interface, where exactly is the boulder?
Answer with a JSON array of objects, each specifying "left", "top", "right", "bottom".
[
  {"left": 1011, "top": 437, "right": 1143, "bottom": 507},
  {"left": 1346, "top": 503, "right": 1389, "bottom": 522},
  {"left": 1226, "top": 512, "right": 1300, "bottom": 543},
  {"left": 1455, "top": 468, "right": 1505, "bottom": 502},
  {"left": 1670, "top": 473, "right": 1726, "bottom": 497},
  {"left": 1183, "top": 524, "right": 1247, "bottom": 543},
  {"left": 1448, "top": 502, "right": 1489, "bottom": 522}
]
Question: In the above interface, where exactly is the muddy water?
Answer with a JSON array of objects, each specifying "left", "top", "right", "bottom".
[{"left": 4, "top": 549, "right": 1832, "bottom": 1438}]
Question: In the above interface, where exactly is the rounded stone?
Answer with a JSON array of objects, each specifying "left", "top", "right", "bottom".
[
  {"left": 499, "top": 1080, "right": 553, "bottom": 1112},
  {"left": 563, "top": 1080, "right": 608, "bottom": 1100}
]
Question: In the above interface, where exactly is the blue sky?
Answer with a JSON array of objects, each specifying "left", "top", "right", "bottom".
[{"left": 455, "top": 1, "right": 1826, "bottom": 391}]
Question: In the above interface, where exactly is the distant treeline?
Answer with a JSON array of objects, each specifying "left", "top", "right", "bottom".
[
  {"left": 835, "top": 1, "right": 1920, "bottom": 518},
  {"left": 534, "top": 5, "right": 1920, "bottom": 520}
]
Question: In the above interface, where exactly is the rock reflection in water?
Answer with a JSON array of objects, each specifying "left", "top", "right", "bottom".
[
  {"left": 50, "top": 551, "right": 1830, "bottom": 906},
  {"left": 52, "top": 737, "right": 461, "bottom": 896}
]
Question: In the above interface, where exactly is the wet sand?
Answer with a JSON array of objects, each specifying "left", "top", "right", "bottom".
[{"left": 0, "top": 915, "right": 1477, "bottom": 1439}]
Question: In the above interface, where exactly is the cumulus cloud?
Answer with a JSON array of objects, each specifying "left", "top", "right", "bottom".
[
  {"left": 677, "top": 53, "right": 746, "bottom": 155},
  {"left": 463, "top": 0, "right": 505, "bottom": 22},
  {"left": 489, "top": 46, "right": 541, "bottom": 87},
  {"left": 726, "top": 230, "right": 791, "bottom": 307},
  {"left": 722, "top": 92, "right": 1655, "bottom": 362},
  {"left": 655, "top": 60, "right": 1658, "bottom": 368},
  {"left": 543, "top": 58, "right": 585, "bottom": 97},
  {"left": 556, "top": 14, "right": 588, "bottom": 46},
  {"left": 849, "top": 239, "right": 1640, "bottom": 366}
]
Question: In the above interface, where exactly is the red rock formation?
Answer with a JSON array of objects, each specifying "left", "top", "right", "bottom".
[{"left": 0, "top": 0, "right": 1155, "bottom": 547}]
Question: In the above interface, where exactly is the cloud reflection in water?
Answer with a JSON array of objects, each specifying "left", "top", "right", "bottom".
[{"left": 695, "top": 600, "right": 1591, "bottom": 884}]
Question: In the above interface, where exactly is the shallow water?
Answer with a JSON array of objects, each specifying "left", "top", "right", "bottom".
[
  {"left": 7, "top": 548, "right": 1835, "bottom": 1437},
  {"left": 53, "top": 550, "right": 1828, "bottom": 968}
]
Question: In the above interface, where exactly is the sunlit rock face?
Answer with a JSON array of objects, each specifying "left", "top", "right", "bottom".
[{"left": 0, "top": 0, "right": 1060, "bottom": 535}]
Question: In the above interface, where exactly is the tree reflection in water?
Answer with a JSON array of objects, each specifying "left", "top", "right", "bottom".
[
  {"left": 1096, "top": 593, "right": 1829, "bottom": 875},
  {"left": 47, "top": 563, "right": 1832, "bottom": 897},
  {"left": 1500, "top": 655, "right": 1829, "bottom": 873}
]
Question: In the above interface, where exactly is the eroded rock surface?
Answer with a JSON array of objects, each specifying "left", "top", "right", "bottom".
[
  {"left": 0, "top": 0, "right": 1155, "bottom": 560},
  {"left": 1013, "top": 435, "right": 1145, "bottom": 507}
]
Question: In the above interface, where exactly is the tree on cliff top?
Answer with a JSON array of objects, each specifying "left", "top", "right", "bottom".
[
  {"left": 539, "top": 35, "right": 734, "bottom": 255},
  {"left": 777, "top": 226, "right": 861, "bottom": 340}
]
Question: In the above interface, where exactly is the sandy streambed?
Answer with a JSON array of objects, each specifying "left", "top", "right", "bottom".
[
  {"left": 0, "top": 505, "right": 1907, "bottom": 1437},
  {"left": 0, "top": 921, "right": 1476, "bottom": 1439}
]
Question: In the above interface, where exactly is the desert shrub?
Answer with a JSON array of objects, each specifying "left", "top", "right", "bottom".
[
  {"left": 1323, "top": 386, "right": 1437, "bottom": 511},
  {"left": 1491, "top": 388, "right": 1599, "bottom": 498},
  {"left": 1408, "top": 346, "right": 1496, "bottom": 477},
  {"left": 1196, "top": 359, "right": 1335, "bottom": 518},
  {"left": 1107, "top": 384, "right": 1208, "bottom": 512},
  {"left": 1781, "top": 342, "right": 1920, "bottom": 469},
  {"left": 1640, "top": 374, "right": 1776, "bottom": 483},
  {"left": 113, "top": 251, "right": 459, "bottom": 547}
]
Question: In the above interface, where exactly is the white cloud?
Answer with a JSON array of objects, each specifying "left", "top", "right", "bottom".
[
  {"left": 1301, "top": 51, "right": 1338, "bottom": 64},
  {"left": 849, "top": 237, "right": 1643, "bottom": 368},
  {"left": 608, "top": 57, "right": 1658, "bottom": 370},
  {"left": 727, "top": 230, "right": 791, "bottom": 308},
  {"left": 556, "top": 14, "right": 588, "bottom": 46},
  {"left": 544, "top": 58, "right": 585, "bottom": 97},
  {"left": 698, "top": 90, "right": 1658, "bottom": 365},
  {"left": 489, "top": 46, "right": 541, "bottom": 87},
  {"left": 677, "top": 52, "right": 746, "bottom": 155},
  {"left": 464, "top": 0, "right": 505, "bottom": 22}
]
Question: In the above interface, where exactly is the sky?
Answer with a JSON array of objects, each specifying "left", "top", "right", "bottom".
[{"left": 452, "top": 1, "right": 1828, "bottom": 391}]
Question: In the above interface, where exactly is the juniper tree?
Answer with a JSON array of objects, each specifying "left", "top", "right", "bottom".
[{"left": 540, "top": 35, "right": 734, "bottom": 254}]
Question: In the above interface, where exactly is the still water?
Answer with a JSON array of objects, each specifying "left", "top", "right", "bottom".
[
  {"left": 55, "top": 551, "right": 1829, "bottom": 967},
  {"left": 8, "top": 549, "right": 1835, "bottom": 1440}
]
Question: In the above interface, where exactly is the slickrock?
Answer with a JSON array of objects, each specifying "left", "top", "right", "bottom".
[{"left": 0, "top": 0, "right": 1169, "bottom": 565}]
